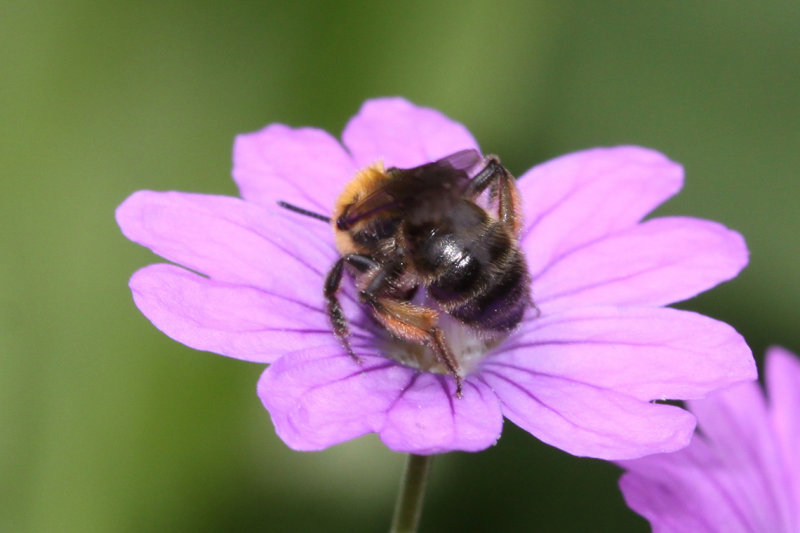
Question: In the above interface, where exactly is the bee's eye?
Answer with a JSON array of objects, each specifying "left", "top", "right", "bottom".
[{"left": 336, "top": 216, "right": 350, "bottom": 230}]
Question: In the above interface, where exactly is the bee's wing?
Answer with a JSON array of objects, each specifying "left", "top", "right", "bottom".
[
  {"left": 338, "top": 149, "right": 482, "bottom": 229},
  {"left": 390, "top": 149, "right": 483, "bottom": 188},
  {"left": 336, "top": 186, "right": 397, "bottom": 229},
  {"left": 428, "top": 148, "right": 483, "bottom": 174}
]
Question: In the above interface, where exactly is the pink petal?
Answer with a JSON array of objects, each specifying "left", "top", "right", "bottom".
[
  {"left": 619, "top": 371, "right": 797, "bottom": 531},
  {"left": 479, "top": 367, "right": 696, "bottom": 459},
  {"left": 618, "top": 440, "right": 756, "bottom": 533},
  {"left": 116, "top": 191, "right": 337, "bottom": 306},
  {"left": 534, "top": 217, "right": 748, "bottom": 313},
  {"left": 518, "top": 146, "right": 684, "bottom": 277},
  {"left": 259, "top": 347, "right": 502, "bottom": 454},
  {"left": 687, "top": 382, "right": 769, "bottom": 459},
  {"left": 686, "top": 382, "right": 797, "bottom": 530},
  {"left": 130, "top": 264, "right": 339, "bottom": 363},
  {"left": 766, "top": 347, "right": 800, "bottom": 517},
  {"left": 380, "top": 374, "right": 503, "bottom": 454},
  {"left": 497, "top": 306, "right": 755, "bottom": 402},
  {"left": 342, "top": 97, "right": 480, "bottom": 170},
  {"left": 259, "top": 345, "right": 396, "bottom": 451},
  {"left": 232, "top": 124, "right": 355, "bottom": 214}
]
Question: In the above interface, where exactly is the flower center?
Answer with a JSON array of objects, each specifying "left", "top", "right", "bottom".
[{"left": 378, "top": 314, "right": 505, "bottom": 377}]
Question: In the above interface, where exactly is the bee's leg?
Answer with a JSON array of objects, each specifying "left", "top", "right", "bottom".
[
  {"left": 466, "top": 155, "right": 523, "bottom": 235},
  {"left": 324, "top": 253, "right": 379, "bottom": 364},
  {"left": 360, "top": 288, "right": 464, "bottom": 398},
  {"left": 428, "top": 326, "right": 464, "bottom": 398}
]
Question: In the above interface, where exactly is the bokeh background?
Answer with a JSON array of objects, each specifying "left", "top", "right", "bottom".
[{"left": 3, "top": 1, "right": 799, "bottom": 531}]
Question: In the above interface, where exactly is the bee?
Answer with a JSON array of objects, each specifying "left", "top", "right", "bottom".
[{"left": 279, "top": 149, "right": 531, "bottom": 398}]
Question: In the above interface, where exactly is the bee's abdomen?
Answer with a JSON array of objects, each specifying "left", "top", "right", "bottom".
[
  {"left": 447, "top": 251, "right": 529, "bottom": 331},
  {"left": 419, "top": 226, "right": 530, "bottom": 331}
]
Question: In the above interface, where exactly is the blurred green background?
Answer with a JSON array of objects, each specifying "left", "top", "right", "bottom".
[{"left": 2, "top": 1, "right": 799, "bottom": 531}]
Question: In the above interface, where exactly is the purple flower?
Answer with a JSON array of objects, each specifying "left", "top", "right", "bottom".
[
  {"left": 116, "top": 97, "right": 755, "bottom": 458},
  {"left": 618, "top": 347, "right": 800, "bottom": 531}
]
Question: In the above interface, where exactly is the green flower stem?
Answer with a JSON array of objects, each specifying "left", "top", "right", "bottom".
[{"left": 390, "top": 453, "right": 434, "bottom": 533}]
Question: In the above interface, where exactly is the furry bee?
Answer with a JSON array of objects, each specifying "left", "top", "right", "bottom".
[{"left": 279, "top": 149, "right": 530, "bottom": 398}]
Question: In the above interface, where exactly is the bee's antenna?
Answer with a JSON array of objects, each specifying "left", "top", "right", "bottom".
[{"left": 278, "top": 201, "right": 331, "bottom": 223}]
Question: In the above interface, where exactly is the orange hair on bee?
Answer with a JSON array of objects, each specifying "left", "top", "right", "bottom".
[{"left": 332, "top": 161, "right": 390, "bottom": 254}]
